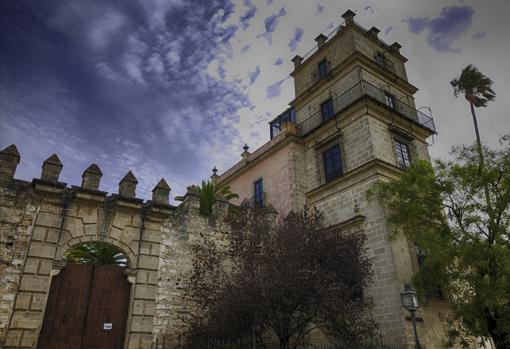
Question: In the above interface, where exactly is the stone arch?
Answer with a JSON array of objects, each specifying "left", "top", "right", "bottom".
[{"left": 58, "top": 236, "right": 137, "bottom": 268}]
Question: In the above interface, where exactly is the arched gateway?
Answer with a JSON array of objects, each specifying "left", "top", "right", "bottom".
[
  {"left": 37, "top": 243, "right": 131, "bottom": 349},
  {"left": 0, "top": 154, "right": 174, "bottom": 349}
]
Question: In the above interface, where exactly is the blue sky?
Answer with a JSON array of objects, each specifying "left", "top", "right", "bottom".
[{"left": 1, "top": 0, "right": 509, "bottom": 200}]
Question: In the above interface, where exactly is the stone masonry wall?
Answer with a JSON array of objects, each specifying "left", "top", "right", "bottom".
[{"left": 0, "top": 146, "right": 172, "bottom": 349}]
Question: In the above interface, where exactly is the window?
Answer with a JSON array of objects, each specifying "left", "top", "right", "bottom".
[
  {"left": 375, "top": 53, "right": 386, "bottom": 67},
  {"left": 416, "top": 246, "right": 446, "bottom": 300},
  {"left": 394, "top": 139, "right": 412, "bottom": 169},
  {"left": 384, "top": 93, "right": 396, "bottom": 110},
  {"left": 323, "top": 144, "right": 343, "bottom": 182},
  {"left": 321, "top": 99, "right": 335, "bottom": 122},
  {"left": 318, "top": 59, "right": 329, "bottom": 78},
  {"left": 254, "top": 179, "right": 264, "bottom": 207}
]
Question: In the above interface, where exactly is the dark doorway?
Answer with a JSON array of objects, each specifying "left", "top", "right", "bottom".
[{"left": 37, "top": 247, "right": 131, "bottom": 349}]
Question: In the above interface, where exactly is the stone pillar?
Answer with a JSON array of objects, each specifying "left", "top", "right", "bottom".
[
  {"left": 212, "top": 194, "right": 229, "bottom": 219},
  {"left": 210, "top": 167, "right": 219, "bottom": 184},
  {"left": 81, "top": 163, "right": 102, "bottom": 191},
  {"left": 181, "top": 185, "right": 200, "bottom": 211},
  {"left": 0, "top": 144, "right": 20, "bottom": 185},
  {"left": 41, "top": 154, "right": 63, "bottom": 183},
  {"left": 152, "top": 178, "right": 170, "bottom": 205},
  {"left": 240, "top": 144, "right": 251, "bottom": 160},
  {"left": 119, "top": 171, "right": 138, "bottom": 198},
  {"left": 368, "top": 26, "right": 380, "bottom": 38},
  {"left": 390, "top": 42, "right": 402, "bottom": 54},
  {"left": 315, "top": 34, "right": 328, "bottom": 48},
  {"left": 342, "top": 9, "right": 356, "bottom": 25},
  {"left": 291, "top": 55, "right": 303, "bottom": 69}
]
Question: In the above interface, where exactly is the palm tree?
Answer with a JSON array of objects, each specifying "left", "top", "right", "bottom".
[
  {"left": 450, "top": 64, "right": 496, "bottom": 162},
  {"left": 65, "top": 242, "right": 128, "bottom": 266},
  {"left": 176, "top": 180, "right": 238, "bottom": 216}
]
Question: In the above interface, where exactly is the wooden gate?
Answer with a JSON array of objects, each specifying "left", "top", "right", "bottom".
[{"left": 37, "top": 263, "right": 131, "bottom": 349}]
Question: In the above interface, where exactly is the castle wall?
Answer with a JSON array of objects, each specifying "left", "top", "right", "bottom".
[{"left": 0, "top": 149, "right": 170, "bottom": 349}]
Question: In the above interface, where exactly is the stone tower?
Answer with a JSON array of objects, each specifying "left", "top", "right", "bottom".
[{"left": 219, "top": 10, "right": 450, "bottom": 347}]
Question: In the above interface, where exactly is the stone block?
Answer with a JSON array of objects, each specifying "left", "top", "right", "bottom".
[
  {"left": 23, "top": 258, "right": 39, "bottom": 274},
  {"left": 142, "top": 229, "right": 161, "bottom": 243},
  {"left": 36, "top": 212, "right": 62, "bottom": 228},
  {"left": 135, "top": 285, "right": 156, "bottom": 300},
  {"left": 4, "top": 330, "right": 22, "bottom": 346},
  {"left": 45, "top": 228, "right": 60, "bottom": 243},
  {"left": 20, "top": 275, "right": 49, "bottom": 292},
  {"left": 28, "top": 242, "right": 56, "bottom": 259},
  {"left": 20, "top": 329, "right": 36, "bottom": 347},
  {"left": 10, "top": 311, "right": 41, "bottom": 329},
  {"left": 137, "top": 255, "right": 159, "bottom": 270},
  {"left": 130, "top": 316, "right": 153, "bottom": 333},
  {"left": 38, "top": 259, "right": 52, "bottom": 275},
  {"left": 31, "top": 226, "right": 47, "bottom": 241},
  {"left": 31, "top": 294, "right": 45, "bottom": 311},
  {"left": 14, "top": 294, "right": 31, "bottom": 310}
]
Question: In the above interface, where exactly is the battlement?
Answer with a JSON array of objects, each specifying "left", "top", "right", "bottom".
[{"left": 0, "top": 144, "right": 236, "bottom": 223}]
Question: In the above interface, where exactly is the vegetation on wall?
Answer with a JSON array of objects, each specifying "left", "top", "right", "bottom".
[
  {"left": 176, "top": 180, "right": 238, "bottom": 216},
  {"left": 183, "top": 207, "right": 375, "bottom": 348}
]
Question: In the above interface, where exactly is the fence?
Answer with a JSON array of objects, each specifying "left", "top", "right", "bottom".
[
  {"left": 297, "top": 80, "right": 436, "bottom": 136},
  {"left": 157, "top": 336, "right": 405, "bottom": 349}
]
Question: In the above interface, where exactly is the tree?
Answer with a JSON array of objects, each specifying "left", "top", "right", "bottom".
[
  {"left": 184, "top": 207, "right": 375, "bottom": 348},
  {"left": 65, "top": 242, "right": 128, "bottom": 266},
  {"left": 451, "top": 64, "right": 496, "bottom": 161},
  {"left": 369, "top": 136, "right": 510, "bottom": 348},
  {"left": 176, "top": 180, "right": 238, "bottom": 216}
]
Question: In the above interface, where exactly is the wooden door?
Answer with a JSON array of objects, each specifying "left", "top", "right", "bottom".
[
  {"left": 81, "top": 265, "right": 131, "bottom": 349},
  {"left": 38, "top": 264, "right": 93, "bottom": 349},
  {"left": 37, "top": 264, "right": 131, "bottom": 349}
]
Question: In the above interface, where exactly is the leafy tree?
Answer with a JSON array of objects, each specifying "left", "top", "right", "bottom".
[
  {"left": 451, "top": 64, "right": 496, "bottom": 161},
  {"left": 176, "top": 180, "right": 238, "bottom": 216},
  {"left": 65, "top": 242, "right": 128, "bottom": 266},
  {"left": 184, "top": 207, "right": 375, "bottom": 348},
  {"left": 369, "top": 137, "right": 510, "bottom": 348}
]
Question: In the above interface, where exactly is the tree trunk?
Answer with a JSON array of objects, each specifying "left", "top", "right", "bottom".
[
  {"left": 487, "top": 313, "right": 508, "bottom": 349},
  {"left": 469, "top": 102, "right": 484, "bottom": 165},
  {"left": 279, "top": 336, "right": 290, "bottom": 349}
]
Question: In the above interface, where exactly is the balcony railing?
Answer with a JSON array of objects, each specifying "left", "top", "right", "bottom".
[{"left": 297, "top": 80, "right": 436, "bottom": 136}]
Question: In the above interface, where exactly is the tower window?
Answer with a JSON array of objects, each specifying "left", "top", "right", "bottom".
[
  {"left": 323, "top": 144, "right": 343, "bottom": 182},
  {"left": 254, "top": 179, "right": 264, "bottom": 207},
  {"left": 384, "top": 93, "right": 396, "bottom": 110},
  {"left": 375, "top": 53, "right": 386, "bottom": 67},
  {"left": 321, "top": 99, "right": 335, "bottom": 122},
  {"left": 318, "top": 59, "right": 330, "bottom": 78},
  {"left": 394, "top": 139, "right": 411, "bottom": 169}
]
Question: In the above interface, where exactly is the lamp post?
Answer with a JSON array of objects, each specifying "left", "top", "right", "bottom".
[{"left": 401, "top": 284, "right": 422, "bottom": 349}]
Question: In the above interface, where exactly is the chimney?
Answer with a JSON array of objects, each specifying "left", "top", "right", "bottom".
[
  {"left": 41, "top": 154, "right": 63, "bottom": 183},
  {"left": 291, "top": 55, "right": 303, "bottom": 69},
  {"left": 315, "top": 34, "right": 328, "bottom": 49},
  {"left": 81, "top": 163, "right": 102, "bottom": 191},
  {"left": 368, "top": 26, "right": 380, "bottom": 38},
  {"left": 0, "top": 144, "right": 20, "bottom": 184},
  {"left": 152, "top": 178, "right": 171, "bottom": 205},
  {"left": 341, "top": 9, "right": 356, "bottom": 25},
  {"left": 118, "top": 171, "right": 138, "bottom": 198}
]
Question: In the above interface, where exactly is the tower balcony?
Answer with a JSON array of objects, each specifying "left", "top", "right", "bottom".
[{"left": 296, "top": 80, "right": 436, "bottom": 136}]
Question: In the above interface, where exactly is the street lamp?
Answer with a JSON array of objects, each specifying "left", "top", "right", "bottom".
[{"left": 401, "top": 284, "right": 422, "bottom": 349}]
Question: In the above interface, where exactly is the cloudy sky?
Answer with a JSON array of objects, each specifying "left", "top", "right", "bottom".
[{"left": 1, "top": 0, "right": 509, "bottom": 199}]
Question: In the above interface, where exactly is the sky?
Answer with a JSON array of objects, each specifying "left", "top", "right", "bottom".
[{"left": 1, "top": 0, "right": 509, "bottom": 200}]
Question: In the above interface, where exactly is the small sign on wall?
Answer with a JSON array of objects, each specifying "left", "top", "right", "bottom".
[{"left": 103, "top": 323, "right": 113, "bottom": 330}]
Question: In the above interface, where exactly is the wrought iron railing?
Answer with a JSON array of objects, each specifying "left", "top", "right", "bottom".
[{"left": 297, "top": 80, "right": 436, "bottom": 136}]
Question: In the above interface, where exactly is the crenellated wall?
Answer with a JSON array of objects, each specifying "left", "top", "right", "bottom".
[{"left": 0, "top": 144, "right": 231, "bottom": 349}]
